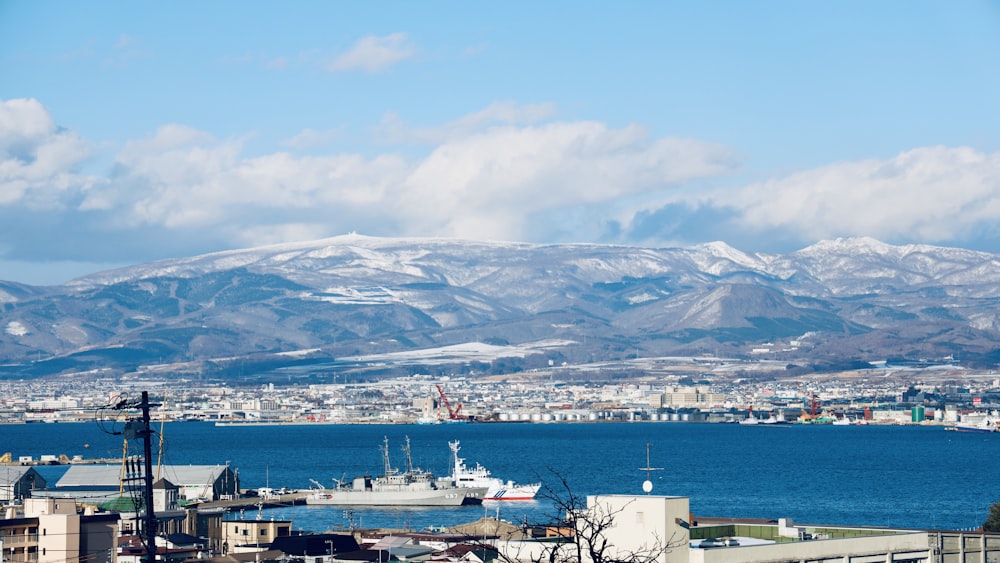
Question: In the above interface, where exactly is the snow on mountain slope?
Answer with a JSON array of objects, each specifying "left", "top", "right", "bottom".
[{"left": 7, "top": 235, "right": 1000, "bottom": 377}]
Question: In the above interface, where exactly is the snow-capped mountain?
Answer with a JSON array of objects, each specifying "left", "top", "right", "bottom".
[{"left": 4, "top": 234, "right": 1000, "bottom": 378}]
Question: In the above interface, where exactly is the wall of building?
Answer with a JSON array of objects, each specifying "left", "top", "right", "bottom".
[
  {"left": 80, "top": 515, "right": 118, "bottom": 563},
  {"left": 24, "top": 498, "right": 77, "bottom": 517},
  {"left": 933, "top": 531, "right": 1000, "bottom": 563},
  {"left": 38, "top": 514, "right": 80, "bottom": 563},
  {"left": 688, "top": 532, "right": 933, "bottom": 563},
  {"left": 221, "top": 519, "right": 292, "bottom": 553},
  {"left": 585, "top": 495, "right": 691, "bottom": 563}
]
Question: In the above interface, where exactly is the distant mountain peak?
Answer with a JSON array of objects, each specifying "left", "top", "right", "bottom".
[
  {"left": 696, "top": 240, "right": 757, "bottom": 261},
  {"left": 799, "top": 236, "right": 896, "bottom": 255},
  {"left": 7, "top": 235, "right": 1000, "bottom": 378}
]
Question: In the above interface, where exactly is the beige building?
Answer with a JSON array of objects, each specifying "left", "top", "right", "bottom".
[
  {"left": 0, "top": 498, "right": 118, "bottom": 563},
  {"left": 649, "top": 387, "right": 727, "bottom": 409},
  {"left": 220, "top": 518, "right": 292, "bottom": 554}
]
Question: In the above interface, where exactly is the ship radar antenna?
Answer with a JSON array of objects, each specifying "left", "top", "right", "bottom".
[{"left": 638, "top": 442, "right": 663, "bottom": 494}]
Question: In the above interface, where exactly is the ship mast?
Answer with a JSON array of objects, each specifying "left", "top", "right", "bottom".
[
  {"left": 381, "top": 437, "right": 396, "bottom": 476},
  {"left": 402, "top": 436, "right": 415, "bottom": 474}
]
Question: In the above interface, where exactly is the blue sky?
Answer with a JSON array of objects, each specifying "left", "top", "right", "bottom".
[{"left": 1, "top": 1, "right": 999, "bottom": 285}]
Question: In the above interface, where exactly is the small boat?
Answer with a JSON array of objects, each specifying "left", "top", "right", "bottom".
[
  {"left": 449, "top": 440, "right": 541, "bottom": 501},
  {"left": 306, "top": 437, "right": 487, "bottom": 506}
]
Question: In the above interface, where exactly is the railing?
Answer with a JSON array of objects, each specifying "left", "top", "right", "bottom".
[{"left": 0, "top": 533, "right": 39, "bottom": 547}]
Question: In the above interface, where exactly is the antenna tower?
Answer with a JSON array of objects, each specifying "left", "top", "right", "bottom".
[{"left": 638, "top": 442, "right": 663, "bottom": 494}]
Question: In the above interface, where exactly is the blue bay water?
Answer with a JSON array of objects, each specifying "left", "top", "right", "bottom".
[{"left": 2, "top": 422, "right": 998, "bottom": 532}]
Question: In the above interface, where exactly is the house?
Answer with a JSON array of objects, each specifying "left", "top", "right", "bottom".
[
  {"left": 220, "top": 518, "right": 292, "bottom": 553},
  {"left": 152, "top": 477, "right": 179, "bottom": 511},
  {"left": 269, "top": 533, "right": 361, "bottom": 560}
]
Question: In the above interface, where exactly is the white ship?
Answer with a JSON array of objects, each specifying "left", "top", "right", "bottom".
[
  {"left": 948, "top": 413, "right": 1000, "bottom": 433},
  {"left": 306, "top": 437, "right": 487, "bottom": 506},
  {"left": 449, "top": 440, "right": 541, "bottom": 501}
]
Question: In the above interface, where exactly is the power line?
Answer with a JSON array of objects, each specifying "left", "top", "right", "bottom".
[{"left": 96, "top": 391, "right": 159, "bottom": 563}]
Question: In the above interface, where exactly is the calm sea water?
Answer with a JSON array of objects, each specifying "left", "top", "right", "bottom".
[{"left": 2, "top": 421, "right": 998, "bottom": 532}]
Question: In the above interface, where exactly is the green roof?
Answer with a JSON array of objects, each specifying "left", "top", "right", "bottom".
[{"left": 99, "top": 496, "right": 140, "bottom": 512}]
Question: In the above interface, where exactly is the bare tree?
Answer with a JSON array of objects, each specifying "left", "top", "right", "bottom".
[{"left": 459, "top": 471, "right": 686, "bottom": 563}]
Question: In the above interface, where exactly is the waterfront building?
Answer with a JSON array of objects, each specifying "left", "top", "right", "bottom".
[
  {"left": 0, "top": 467, "right": 46, "bottom": 502},
  {"left": 650, "top": 387, "right": 727, "bottom": 409},
  {"left": 40, "top": 464, "right": 239, "bottom": 504}
]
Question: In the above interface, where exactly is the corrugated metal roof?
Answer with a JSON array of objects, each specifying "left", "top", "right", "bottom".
[
  {"left": 56, "top": 464, "right": 230, "bottom": 488},
  {"left": 56, "top": 465, "right": 123, "bottom": 487},
  {"left": 0, "top": 466, "right": 36, "bottom": 485},
  {"left": 157, "top": 465, "right": 230, "bottom": 487}
]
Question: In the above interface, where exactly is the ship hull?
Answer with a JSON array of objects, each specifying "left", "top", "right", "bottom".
[
  {"left": 485, "top": 483, "right": 542, "bottom": 501},
  {"left": 450, "top": 440, "right": 541, "bottom": 501},
  {"left": 951, "top": 425, "right": 997, "bottom": 433},
  {"left": 306, "top": 486, "right": 486, "bottom": 506}
]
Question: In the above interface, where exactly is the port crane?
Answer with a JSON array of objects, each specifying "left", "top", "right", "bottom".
[
  {"left": 435, "top": 385, "right": 468, "bottom": 421},
  {"left": 798, "top": 393, "right": 823, "bottom": 422}
]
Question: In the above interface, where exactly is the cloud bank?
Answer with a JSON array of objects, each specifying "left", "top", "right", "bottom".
[{"left": 2, "top": 96, "right": 1000, "bottom": 281}]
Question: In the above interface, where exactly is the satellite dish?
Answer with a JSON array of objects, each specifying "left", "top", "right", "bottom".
[{"left": 642, "top": 480, "right": 653, "bottom": 493}]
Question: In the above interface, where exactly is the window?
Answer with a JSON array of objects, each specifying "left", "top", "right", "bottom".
[
  {"left": 635, "top": 512, "right": 644, "bottom": 524},
  {"left": 260, "top": 529, "right": 267, "bottom": 536}
]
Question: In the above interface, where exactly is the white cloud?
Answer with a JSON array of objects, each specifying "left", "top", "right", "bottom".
[
  {"left": 377, "top": 101, "right": 559, "bottom": 145},
  {"left": 395, "top": 122, "right": 733, "bottom": 239},
  {"left": 724, "top": 146, "right": 1000, "bottom": 242},
  {"left": 327, "top": 33, "right": 414, "bottom": 74},
  {"left": 49, "top": 105, "right": 731, "bottom": 249},
  {"left": 0, "top": 98, "right": 93, "bottom": 208},
  {"left": 281, "top": 128, "right": 342, "bottom": 149},
  {"left": 10, "top": 96, "right": 1000, "bottom": 275}
]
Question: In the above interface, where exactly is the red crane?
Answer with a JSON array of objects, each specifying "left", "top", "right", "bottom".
[{"left": 435, "top": 385, "right": 468, "bottom": 420}]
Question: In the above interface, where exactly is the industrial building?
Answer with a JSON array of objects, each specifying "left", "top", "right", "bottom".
[
  {"left": 36, "top": 464, "right": 239, "bottom": 504},
  {"left": 0, "top": 467, "right": 46, "bottom": 502}
]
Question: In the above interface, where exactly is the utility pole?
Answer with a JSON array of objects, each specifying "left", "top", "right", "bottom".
[
  {"left": 140, "top": 391, "right": 157, "bottom": 563},
  {"left": 114, "top": 391, "right": 159, "bottom": 563}
]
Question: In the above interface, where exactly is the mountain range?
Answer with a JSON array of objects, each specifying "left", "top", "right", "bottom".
[{"left": 4, "top": 234, "right": 1000, "bottom": 380}]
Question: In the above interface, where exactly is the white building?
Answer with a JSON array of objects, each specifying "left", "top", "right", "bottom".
[{"left": 495, "top": 493, "right": 1000, "bottom": 563}]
